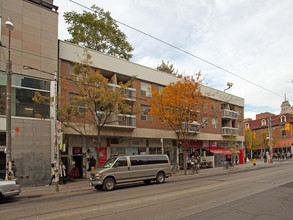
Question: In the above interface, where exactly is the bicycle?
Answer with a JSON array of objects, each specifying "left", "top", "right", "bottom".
[
  {"left": 191, "top": 163, "right": 200, "bottom": 174},
  {"left": 195, "top": 163, "right": 200, "bottom": 174},
  {"left": 225, "top": 161, "right": 234, "bottom": 169}
]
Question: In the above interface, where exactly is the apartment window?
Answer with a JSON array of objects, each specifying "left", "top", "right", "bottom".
[
  {"left": 141, "top": 82, "right": 152, "bottom": 97},
  {"left": 141, "top": 105, "right": 152, "bottom": 121},
  {"left": 0, "top": 72, "right": 50, "bottom": 118},
  {"left": 237, "top": 106, "right": 242, "bottom": 114},
  {"left": 69, "top": 93, "right": 86, "bottom": 113},
  {"left": 158, "top": 86, "right": 164, "bottom": 94},
  {"left": 212, "top": 118, "right": 218, "bottom": 129},
  {"left": 202, "top": 117, "right": 208, "bottom": 128},
  {"left": 282, "top": 130, "right": 286, "bottom": 139},
  {"left": 281, "top": 115, "right": 286, "bottom": 123},
  {"left": 238, "top": 121, "right": 242, "bottom": 132},
  {"left": 245, "top": 123, "right": 249, "bottom": 129},
  {"left": 261, "top": 119, "right": 266, "bottom": 126},
  {"left": 69, "top": 63, "right": 79, "bottom": 81},
  {"left": 213, "top": 101, "right": 218, "bottom": 111}
]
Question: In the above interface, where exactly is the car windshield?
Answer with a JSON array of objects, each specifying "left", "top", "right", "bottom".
[{"left": 101, "top": 158, "right": 117, "bottom": 168}]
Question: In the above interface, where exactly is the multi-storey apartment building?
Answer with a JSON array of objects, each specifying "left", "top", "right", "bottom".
[
  {"left": 0, "top": 0, "right": 58, "bottom": 184},
  {"left": 59, "top": 41, "right": 245, "bottom": 177},
  {"left": 244, "top": 99, "right": 293, "bottom": 157},
  {"left": 0, "top": 0, "right": 244, "bottom": 184}
]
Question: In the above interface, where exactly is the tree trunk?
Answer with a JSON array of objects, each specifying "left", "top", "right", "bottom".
[
  {"left": 183, "top": 147, "right": 187, "bottom": 175},
  {"left": 97, "top": 128, "right": 101, "bottom": 167}
]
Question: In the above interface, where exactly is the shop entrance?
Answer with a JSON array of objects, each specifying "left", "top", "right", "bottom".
[{"left": 72, "top": 156, "right": 82, "bottom": 178}]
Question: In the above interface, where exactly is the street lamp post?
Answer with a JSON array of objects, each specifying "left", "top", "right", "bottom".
[{"left": 5, "top": 17, "right": 14, "bottom": 180}]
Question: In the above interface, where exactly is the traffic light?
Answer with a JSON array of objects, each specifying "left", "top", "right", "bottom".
[
  {"left": 253, "top": 132, "right": 256, "bottom": 139},
  {"left": 285, "top": 123, "right": 290, "bottom": 131}
]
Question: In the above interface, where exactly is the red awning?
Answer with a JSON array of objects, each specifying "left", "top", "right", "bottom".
[
  {"left": 274, "top": 139, "right": 293, "bottom": 148},
  {"left": 204, "top": 147, "right": 232, "bottom": 155}
]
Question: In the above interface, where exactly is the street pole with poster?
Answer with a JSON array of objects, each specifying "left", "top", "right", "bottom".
[{"left": 55, "top": 121, "right": 62, "bottom": 191}]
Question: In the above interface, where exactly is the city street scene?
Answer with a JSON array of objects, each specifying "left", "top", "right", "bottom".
[
  {"left": 1, "top": 160, "right": 293, "bottom": 220},
  {"left": 0, "top": 0, "right": 292, "bottom": 220}
]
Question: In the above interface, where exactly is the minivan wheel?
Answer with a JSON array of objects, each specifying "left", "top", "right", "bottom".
[
  {"left": 103, "top": 178, "right": 115, "bottom": 191},
  {"left": 156, "top": 172, "right": 165, "bottom": 184}
]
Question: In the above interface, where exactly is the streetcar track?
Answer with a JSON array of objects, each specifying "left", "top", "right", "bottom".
[
  {"left": 74, "top": 167, "right": 293, "bottom": 220},
  {"left": 1, "top": 163, "right": 291, "bottom": 220},
  {"left": 39, "top": 166, "right": 292, "bottom": 220}
]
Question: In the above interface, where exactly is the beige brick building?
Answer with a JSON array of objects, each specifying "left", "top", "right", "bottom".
[{"left": 0, "top": 0, "right": 58, "bottom": 185}]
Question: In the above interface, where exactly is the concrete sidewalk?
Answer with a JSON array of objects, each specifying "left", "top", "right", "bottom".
[{"left": 19, "top": 159, "right": 291, "bottom": 199}]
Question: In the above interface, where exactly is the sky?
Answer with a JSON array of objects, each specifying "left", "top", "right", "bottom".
[{"left": 54, "top": 0, "right": 293, "bottom": 120}]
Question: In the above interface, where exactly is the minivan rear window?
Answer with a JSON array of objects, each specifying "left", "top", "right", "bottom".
[{"left": 130, "top": 156, "right": 168, "bottom": 166}]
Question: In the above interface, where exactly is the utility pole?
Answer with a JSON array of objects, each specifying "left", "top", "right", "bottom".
[
  {"left": 268, "top": 117, "right": 273, "bottom": 162},
  {"left": 250, "top": 131, "right": 253, "bottom": 159},
  {"left": 5, "top": 18, "right": 14, "bottom": 180}
]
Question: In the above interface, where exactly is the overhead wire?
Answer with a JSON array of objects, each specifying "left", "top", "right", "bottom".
[{"left": 68, "top": 0, "right": 286, "bottom": 100}]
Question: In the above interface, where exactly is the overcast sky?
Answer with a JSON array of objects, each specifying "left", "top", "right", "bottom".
[{"left": 54, "top": 0, "right": 293, "bottom": 119}]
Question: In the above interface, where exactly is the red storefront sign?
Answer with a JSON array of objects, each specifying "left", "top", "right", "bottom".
[{"left": 97, "top": 147, "right": 107, "bottom": 167}]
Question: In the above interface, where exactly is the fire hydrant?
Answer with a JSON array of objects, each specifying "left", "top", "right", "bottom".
[{"left": 253, "top": 158, "right": 256, "bottom": 166}]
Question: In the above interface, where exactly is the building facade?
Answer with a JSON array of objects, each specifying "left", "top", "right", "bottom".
[
  {"left": 244, "top": 99, "right": 293, "bottom": 157},
  {"left": 0, "top": 0, "right": 58, "bottom": 184},
  {"left": 59, "top": 41, "right": 245, "bottom": 178},
  {"left": 1, "top": 0, "right": 245, "bottom": 184}
]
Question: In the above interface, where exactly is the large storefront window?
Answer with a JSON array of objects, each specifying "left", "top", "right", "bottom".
[{"left": 0, "top": 72, "right": 50, "bottom": 118}]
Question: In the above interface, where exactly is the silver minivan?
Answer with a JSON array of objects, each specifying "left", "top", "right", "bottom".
[{"left": 90, "top": 154, "right": 172, "bottom": 191}]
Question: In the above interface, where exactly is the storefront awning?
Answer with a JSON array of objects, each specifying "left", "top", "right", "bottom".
[
  {"left": 204, "top": 147, "right": 232, "bottom": 155},
  {"left": 274, "top": 139, "right": 293, "bottom": 148}
]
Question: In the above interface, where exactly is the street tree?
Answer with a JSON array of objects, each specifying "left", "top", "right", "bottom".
[
  {"left": 148, "top": 73, "right": 213, "bottom": 174},
  {"left": 244, "top": 128, "right": 257, "bottom": 158},
  {"left": 256, "top": 129, "right": 279, "bottom": 156},
  {"left": 156, "top": 60, "right": 179, "bottom": 75},
  {"left": 228, "top": 133, "right": 238, "bottom": 162},
  {"left": 34, "top": 50, "right": 140, "bottom": 166},
  {"left": 64, "top": 5, "right": 133, "bottom": 60}
]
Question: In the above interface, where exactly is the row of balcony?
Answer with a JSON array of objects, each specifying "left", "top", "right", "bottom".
[
  {"left": 221, "top": 109, "right": 239, "bottom": 119},
  {"left": 100, "top": 114, "right": 239, "bottom": 136},
  {"left": 108, "top": 83, "right": 136, "bottom": 101}
]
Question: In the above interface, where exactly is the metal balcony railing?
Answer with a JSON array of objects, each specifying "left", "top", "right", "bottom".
[
  {"left": 176, "top": 122, "right": 200, "bottom": 134},
  {"left": 95, "top": 111, "right": 136, "bottom": 128},
  {"left": 117, "top": 114, "right": 136, "bottom": 127},
  {"left": 222, "top": 127, "right": 239, "bottom": 136},
  {"left": 221, "top": 109, "right": 239, "bottom": 119},
  {"left": 108, "top": 83, "right": 136, "bottom": 101}
]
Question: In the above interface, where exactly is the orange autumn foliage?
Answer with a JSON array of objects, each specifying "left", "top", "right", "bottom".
[{"left": 149, "top": 73, "right": 212, "bottom": 137}]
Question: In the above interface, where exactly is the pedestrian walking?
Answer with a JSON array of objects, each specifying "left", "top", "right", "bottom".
[
  {"left": 11, "top": 161, "right": 17, "bottom": 178},
  {"left": 59, "top": 161, "right": 66, "bottom": 184},
  {"left": 287, "top": 151, "right": 291, "bottom": 160},
  {"left": 48, "top": 163, "right": 56, "bottom": 186}
]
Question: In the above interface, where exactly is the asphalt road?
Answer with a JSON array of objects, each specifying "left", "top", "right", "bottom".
[{"left": 1, "top": 161, "right": 293, "bottom": 220}]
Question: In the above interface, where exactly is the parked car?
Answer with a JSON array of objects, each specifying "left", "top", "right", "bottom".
[
  {"left": 0, "top": 178, "right": 21, "bottom": 200},
  {"left": 90, "top": 154, "right": 172, "bottom": 191}
]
